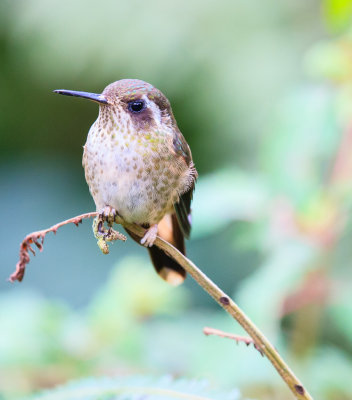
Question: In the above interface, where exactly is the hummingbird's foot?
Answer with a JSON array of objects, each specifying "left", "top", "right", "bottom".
[
  {"left": 101, "top": 206, "right": 117, "bottom": 225},
  {"left": 140, "top": 224, "right": 158, "bottom": 247}
]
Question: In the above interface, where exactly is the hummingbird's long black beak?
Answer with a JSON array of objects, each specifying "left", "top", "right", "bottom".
[{"left": 53, "top": 89, "right": 108, "bottom": 104}]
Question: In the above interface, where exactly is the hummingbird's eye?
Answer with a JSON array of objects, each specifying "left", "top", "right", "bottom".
[{"left": 128, "top": 100, "right": 145, "bottom": 113}]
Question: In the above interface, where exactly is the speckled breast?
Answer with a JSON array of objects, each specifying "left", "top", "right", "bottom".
[{"left": 82, "top": 121, "right": 187, "bottom": 225}]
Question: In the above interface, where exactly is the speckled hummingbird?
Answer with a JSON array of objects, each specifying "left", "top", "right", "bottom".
[{"left": 54, "top": 79, "right": 197, "bottom": 285}]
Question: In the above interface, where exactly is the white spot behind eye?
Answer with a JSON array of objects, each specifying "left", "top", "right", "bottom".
[{"left": 143, "top": 95, "right": 162, "bottom": 126}]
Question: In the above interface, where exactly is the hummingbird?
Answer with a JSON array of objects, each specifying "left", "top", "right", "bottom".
[{"left": 54, "top": 79, "right": 197, "bottom": 285}]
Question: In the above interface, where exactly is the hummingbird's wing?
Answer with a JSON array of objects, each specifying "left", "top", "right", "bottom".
[
  {"left": 172, "top": 130, "right": 197, "bottom": 238},
  {"left": 174, "top": 183, "right": 194, "bottom": 238}
]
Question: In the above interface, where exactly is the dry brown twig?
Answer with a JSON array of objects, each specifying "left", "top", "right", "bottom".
[
  {"left": 9, "top": 212, "right": 313, "bottom": 400},
  {"left": 9, "top": 212, "right": 98, "bottom": 282}
]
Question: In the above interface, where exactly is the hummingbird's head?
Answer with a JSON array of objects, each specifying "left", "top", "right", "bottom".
[{"left": 54, "top": 79, "right": 177, "bottom": 132}]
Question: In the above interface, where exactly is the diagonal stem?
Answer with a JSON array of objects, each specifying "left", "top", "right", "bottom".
[{"left": 121, "top": 219, "right": 313, "bottom": 400}]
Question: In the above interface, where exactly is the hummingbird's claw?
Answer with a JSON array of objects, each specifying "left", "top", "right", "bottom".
[
  {"left": 140, "top": 224, "right": 158, "bottom": 247},
  {"left": 102, "top": 206, "right": 117, "bottom": 224}
]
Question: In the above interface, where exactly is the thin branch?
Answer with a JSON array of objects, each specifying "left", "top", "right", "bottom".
[
  {"left": 10, "top": 213, "right": 313, "bottom": 399},
  {"left": 9, "top": 212, "right": 98, "bottom": 283},
  {"left": 203, "top": 326, "right": 263, "bottom": 356}
]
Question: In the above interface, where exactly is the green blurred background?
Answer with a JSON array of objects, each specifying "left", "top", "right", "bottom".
[{"left": 1, "top": 0, "right": 352, "bottom": 399}]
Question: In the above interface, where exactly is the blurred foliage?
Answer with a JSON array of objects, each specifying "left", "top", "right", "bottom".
[
  {"left": 324, "top": 0, "right": 352, "bottom": 32},
  {"left": 2, "top": 1, "right": 352, "bottom": 400},
  {"left": 0, "top": 260, "right": 255, "bottom": 400},
  {"left": 24, "top": 376, "right": 245, "bottom": 400}
]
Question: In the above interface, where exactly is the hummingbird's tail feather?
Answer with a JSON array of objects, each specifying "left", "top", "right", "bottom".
[
  {"left": 149, "top": 213, "right": 186, "bottom": 286},
  {"left": 125, "top": 214, "right": 186, "bottom": 285}
]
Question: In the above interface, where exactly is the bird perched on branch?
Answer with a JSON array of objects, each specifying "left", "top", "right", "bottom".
[{"left": 54, "top": 79, "right": 197, "bottom": 285}]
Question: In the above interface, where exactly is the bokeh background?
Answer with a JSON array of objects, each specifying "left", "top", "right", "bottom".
[{"left": 1, "top": 1, "right": 352, "bottom": 399}]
